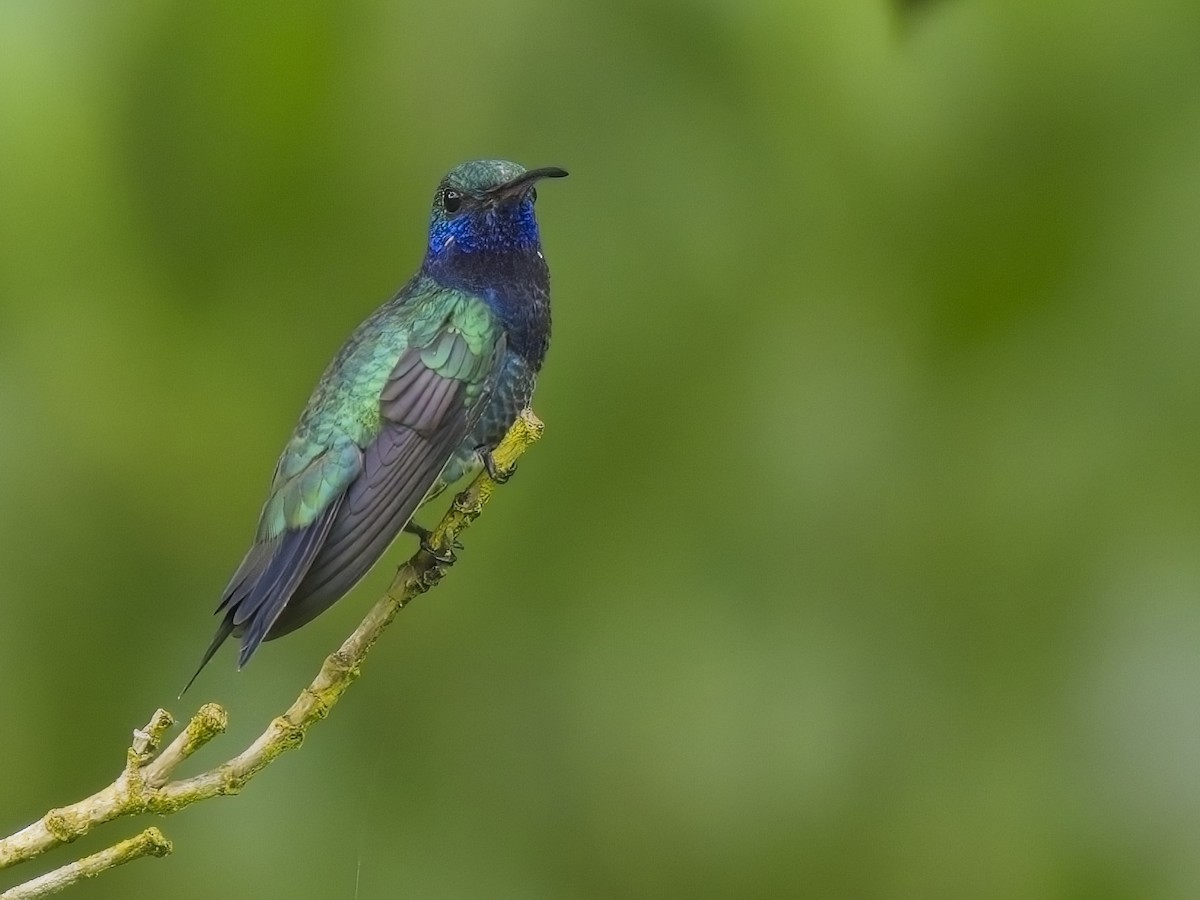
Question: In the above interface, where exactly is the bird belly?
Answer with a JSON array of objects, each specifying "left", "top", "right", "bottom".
[{"left": 419, "top": 352, "right": 536, "bottom": 504}]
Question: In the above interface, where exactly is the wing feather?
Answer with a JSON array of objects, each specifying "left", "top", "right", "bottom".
[
  {"left": 265, "top": 330, "right": 504, "bottom": 639},
  {"left": 231, "top": 493, "right": 345, "bottom": 665},
  {"left": 187, "top": 311, "right": 505, "bottom": 687}
]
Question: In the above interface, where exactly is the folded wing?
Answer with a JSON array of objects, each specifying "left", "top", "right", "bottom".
[{"left": 186, "top": 320, "right": 503, "bottom": 688}]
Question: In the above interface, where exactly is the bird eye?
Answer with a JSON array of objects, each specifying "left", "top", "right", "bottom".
[{"left": 442, "top": 190, "right": 463, "bottom": 214}]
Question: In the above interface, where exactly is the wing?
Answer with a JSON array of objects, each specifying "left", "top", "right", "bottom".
[
  {"left": 183, "top": 439, "right": 362, "bottom": 689},
  {"left": 184, "top": 310, "right": 504, "bottom": 690},
  {"left": 266, "top": 325, "right": 505, "bottom": 639}
]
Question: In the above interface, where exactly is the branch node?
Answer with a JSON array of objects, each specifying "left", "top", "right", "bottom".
[
  {"left": 327, "top": 651, "right": 359, "bottom": 679},
  {"left": 186, "top": 703, "right": 229, "bottom": 747},
  {"left": 0, "top": 410, "right": 547, "bottom": 891},
  {"left": 219, "top": 766, "right": 246, "bottom": 796},
  {"left": 42, "top": 811, "right": 85, "bottom": 846},
  {"left": 271, "top": 717, "right": 306, "bottom": 753},
  {"left": 130, "top": 709, "right": 174, "bottom": 763},
  {"left": 140, "top": 827, "right": 173, "bottom": 858},
  {"left": 141, "top": 703, "right": 229, "bottom": 789}
]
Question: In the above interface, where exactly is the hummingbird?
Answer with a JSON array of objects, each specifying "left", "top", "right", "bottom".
[{"left": 185, "top": 160, "right": 567, "bottom": 690}]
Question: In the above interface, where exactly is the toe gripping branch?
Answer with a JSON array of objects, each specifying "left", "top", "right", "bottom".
[
  {"left": 0, "top": 410, "right": 547, "bottom": 900},
  {"left": 403, "top": 445, "right": 517, "bottom": 565},
  {"left": 481, "top": 448, "right": 514, "bottom": 484},
  {"left": 403, "top": 520, "right": 458, "bottom": 565}
]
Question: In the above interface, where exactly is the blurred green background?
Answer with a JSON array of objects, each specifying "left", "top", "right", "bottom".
[{"left": 3, "top": 0, "right": 1200, "bottom": 897}]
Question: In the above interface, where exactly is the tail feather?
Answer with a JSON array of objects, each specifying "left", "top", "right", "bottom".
[
  {"left": 265, "top": 420, "right": 460, "bottom": 639},
  {"left": 180, "top": 614, "right": 235, "bottom": 697},
  {"left": 183, "top": 495, "right": 344, "bottom": 691},
  {"left": 234, "top": 500, "right": 341, "bottom": 667}
]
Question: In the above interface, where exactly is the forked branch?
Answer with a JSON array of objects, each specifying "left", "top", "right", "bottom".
[{"left": 0, "top": 410, "right": 544, "bottom": 899}]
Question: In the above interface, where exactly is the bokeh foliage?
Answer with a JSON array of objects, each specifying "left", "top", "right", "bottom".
[{"left": 2, "top": 1, "right": 1200, "bottom": 897}]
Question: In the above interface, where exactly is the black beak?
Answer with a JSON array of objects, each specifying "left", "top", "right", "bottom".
[{"left": 485, "top": 166, "right": 569, "bottom": 201}]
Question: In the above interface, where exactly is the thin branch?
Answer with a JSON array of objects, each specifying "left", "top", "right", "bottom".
[
  {"left": 0, "top": 410, "right": 544, "bottom": 898},
  {"left": 0, "top": 829, "right": 171, "bottom": 900}
]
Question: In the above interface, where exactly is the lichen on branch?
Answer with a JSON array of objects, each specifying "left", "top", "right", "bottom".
[{"left": 0, "top": 410, "right": 544, "bottom": 900}]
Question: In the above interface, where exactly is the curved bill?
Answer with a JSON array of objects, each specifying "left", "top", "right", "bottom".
[{"left": 486, "top": 166, "right": 569, "bottom": 200}]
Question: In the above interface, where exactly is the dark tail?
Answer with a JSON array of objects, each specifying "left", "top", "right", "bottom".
[
  {"left": 181, "top": 498, "right": 344, "bottom": 696},
  {"left": 179, "top": 614, "right": 235, "bottom": 697}
]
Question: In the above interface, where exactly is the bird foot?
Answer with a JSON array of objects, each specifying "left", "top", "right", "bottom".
[
  {"left": 481, "top": 449, "right": 515, "bottom": 484},
  {"left": 423, "top": 541, "right": 456, "bottom": 565},
  {"left": 404, "top": 520, "right": 459, "bottom": 564}
]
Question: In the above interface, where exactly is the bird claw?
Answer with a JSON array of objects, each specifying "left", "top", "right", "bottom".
[
  {"left": 481, "top": 449, "right": 514, "bottom": 484},
  {"left": 404, "top": 520, "right": 431, "bottom": 542},
  {"left": 420, "top": 537, "right": 456, "bottom": 566},
  {"left": 405, "top": 520, "right": 457, "bottom": 564}
]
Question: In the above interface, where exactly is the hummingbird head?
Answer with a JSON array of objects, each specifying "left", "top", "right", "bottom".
[{"left": 425, "top": 160, "right": 568, "bottom": 262}]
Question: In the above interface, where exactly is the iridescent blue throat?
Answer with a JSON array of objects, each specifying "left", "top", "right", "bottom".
[
  {"left": 426, "top": 199, "right": 541, "bottom": 258},
  {"left": 420, "top": 196, "right": 551, "bottom": 367}
]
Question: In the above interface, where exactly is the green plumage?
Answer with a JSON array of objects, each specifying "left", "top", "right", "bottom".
[
  {"left": 259, "top": 282, "right": 498, "bottom": 539},
  {"left": 186, "top": 159, "right": 565, "bottom": 689}
]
